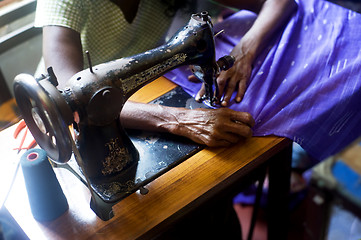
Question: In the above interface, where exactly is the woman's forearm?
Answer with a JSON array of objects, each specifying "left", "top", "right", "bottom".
[
  {"left": 42, "top": 26, "right": 84, "bottom": 88},
  {"left": 121, "top": 101, "right": 255, "bottom": 147},
  {"left": 240, "top": 0, "right": 297, "bottom": 61},
  {"left": 211, "top": 0, "right": 297, "bottom": 106}
]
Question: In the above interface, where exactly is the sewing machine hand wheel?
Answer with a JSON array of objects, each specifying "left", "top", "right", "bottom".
[{"left": 13, "top": 74, "right": 73, "bottom": 164}]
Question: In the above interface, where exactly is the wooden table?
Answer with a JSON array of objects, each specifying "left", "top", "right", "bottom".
[{"left": 1, "top": 77, "right": 292, "bottom": 239}]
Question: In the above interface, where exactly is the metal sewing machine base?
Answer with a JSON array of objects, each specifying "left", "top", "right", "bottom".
[{"left": 56, "top": 87, "right": 208, "bottom": 220}]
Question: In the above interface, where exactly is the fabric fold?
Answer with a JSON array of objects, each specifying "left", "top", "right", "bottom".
[{"left": 165, "top": 0, "right": 361, "bottom": 161}]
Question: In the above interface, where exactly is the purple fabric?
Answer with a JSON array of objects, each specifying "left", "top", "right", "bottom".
[{"left": 165, "top": 0, "right": 361, "bottom": 161}]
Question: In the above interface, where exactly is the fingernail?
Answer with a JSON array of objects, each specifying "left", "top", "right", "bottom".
[
  {"left": 236, "top": 97, "right": 241, "bottom": 103},
  {"left": 195, "top": 93, "right": 201, "bottom": 102},
  {"left": 221, "top": 100, "right": 228, "bottom": 107}
]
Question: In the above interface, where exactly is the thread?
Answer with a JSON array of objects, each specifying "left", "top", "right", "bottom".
[{"left": 20, "top": 149, "right": 68, "bottom": 221}]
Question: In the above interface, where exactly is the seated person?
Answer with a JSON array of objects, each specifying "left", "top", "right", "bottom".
[
  {"left": 33, "top": 0, "right": 296, "bottom": 238},
  {"left": 34, "top": 0, "right": 296, "bottom": 148}
]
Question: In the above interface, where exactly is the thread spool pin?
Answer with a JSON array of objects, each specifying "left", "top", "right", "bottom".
[{"left": 86, "top": 51, "right": 94, "bottom": 73}]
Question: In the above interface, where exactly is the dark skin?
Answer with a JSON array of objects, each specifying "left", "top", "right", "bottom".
[
  {"left": 42, "top": 0, "right": 296, "bottom": 147},
  {"left": 110, "top": 0, "right": 140, "bottom": 23},
  {"left": 195, "top": 0, "right": 297, "bottom": 106}
]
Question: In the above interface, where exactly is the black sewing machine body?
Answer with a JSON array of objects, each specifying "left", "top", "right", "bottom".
[
  {"left": 13, "top": 12, "right": 234, "bottom": 220},
  {"left": 60, "top": 12, "right": 219, "bottom": 184}
]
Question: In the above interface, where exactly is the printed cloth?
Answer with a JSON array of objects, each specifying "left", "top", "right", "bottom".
[{"left": 165, "top": 0, "right": 361, "bottom": 161}]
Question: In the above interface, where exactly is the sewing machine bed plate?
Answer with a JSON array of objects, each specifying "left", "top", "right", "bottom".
[{"left": 64, "top": 86, "right": 208, "bottom": 203}]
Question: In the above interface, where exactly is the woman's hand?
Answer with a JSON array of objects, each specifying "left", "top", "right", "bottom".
[
  {"left": 193, "top": 0, "right": 297, "bottom": 107},
  {"left": 193, "top": 40, "right": 254, "bottom": 107},
  {"left": 216, "top": 42, "right": 254, "bottom": 106},
  {"left": 171, "top": 107, "right": 255, "bottom": 147}
]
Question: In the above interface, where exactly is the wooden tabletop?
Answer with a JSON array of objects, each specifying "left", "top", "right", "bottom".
[{"left": 1, "top": 77, "right": 291, "bottom": 239}]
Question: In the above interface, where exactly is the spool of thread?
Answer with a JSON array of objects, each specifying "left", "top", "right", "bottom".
[{"left": 20, "top": 149, "right": 68, "bottom": 221}]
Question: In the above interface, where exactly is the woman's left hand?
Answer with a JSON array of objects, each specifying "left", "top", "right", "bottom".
[
  {"left": 216, "top": 42, "right": 254, "bottom": 106},
  {"left": 194, "top": 41, "right": 255, "bottom": 107}
]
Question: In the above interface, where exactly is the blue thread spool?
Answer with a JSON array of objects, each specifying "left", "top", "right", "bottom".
[{"left": 20, "top": 149, "right": 68, "bottom": 221}]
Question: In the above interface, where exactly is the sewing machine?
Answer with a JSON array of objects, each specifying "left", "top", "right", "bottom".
[{"left": 12, "top": 12, "right": 234, "bottom": 220}]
